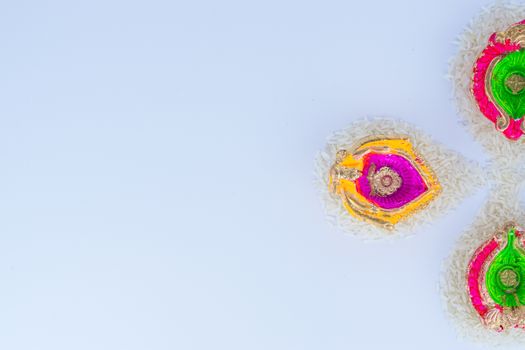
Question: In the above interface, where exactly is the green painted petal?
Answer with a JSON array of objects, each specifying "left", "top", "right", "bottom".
[
  {"left": 486, "top": 229, "right": 525, "bottom": 307},
  {"left": 490, "top": 49, "right": 525, "bottom": 120}
]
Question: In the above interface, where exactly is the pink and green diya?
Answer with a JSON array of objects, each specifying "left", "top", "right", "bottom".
[
  {"left": 467, "top": 224, "right": 525, "bottom": 331},
  {"left": 472, "top": 20, "right": 525, "bottom": 140}
]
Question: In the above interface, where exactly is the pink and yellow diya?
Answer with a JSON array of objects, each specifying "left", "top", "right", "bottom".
[
  {"left": 329, "top": 137, "right": 441, "bottom": 229},
  {"left": 317, "top": 119, "right": 484, "bottom": 238}
]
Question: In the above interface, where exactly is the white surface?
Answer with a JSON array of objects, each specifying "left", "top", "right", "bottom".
[{"left": 0, "top": 0, "right": 513, "bottom": 349}]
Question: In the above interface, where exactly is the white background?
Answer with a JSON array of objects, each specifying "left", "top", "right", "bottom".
[{"left": 0, "top": 0, "right": 514, "bottom": 349}]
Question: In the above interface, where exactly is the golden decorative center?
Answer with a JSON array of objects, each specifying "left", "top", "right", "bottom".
[
  {"left": 367, "top": 164, "right": 402, "bottom": 197},
  {"left": 499, "top": 269, "right": 519, "bottom": 288},
  {"left": 381, "top": 175, "right": 393, "bottom": 187},
  {"left": 505, "top": 74, "right": 525, "bottom": 94}
]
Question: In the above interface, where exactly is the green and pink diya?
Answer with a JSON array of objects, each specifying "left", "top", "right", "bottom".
[
  {"left": 472, "top": 20, "right": 525, "bottom": 140},
  {"left": 467, "top": 224, "right": 525, "bottom": 331}
]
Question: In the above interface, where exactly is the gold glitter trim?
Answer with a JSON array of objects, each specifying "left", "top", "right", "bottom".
[
  {"left": 495, "top": 23, "right": 525, "bottom": 46},
  {"left": 484, "top": 55, "right": 512, "bottom": 131}
]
